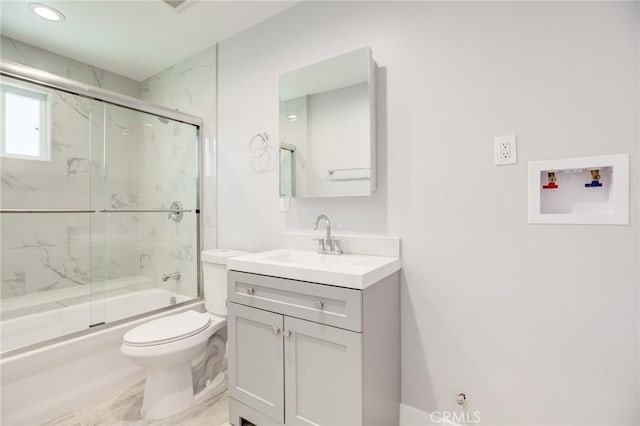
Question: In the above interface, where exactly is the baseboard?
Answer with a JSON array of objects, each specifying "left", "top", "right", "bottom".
[{"left": 400, "top": 403, "right": 461, "bottom": 426}]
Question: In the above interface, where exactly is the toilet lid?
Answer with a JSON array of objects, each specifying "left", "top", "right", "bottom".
[{"left": 123, "top": 311, "right": 211, "bottom": 347}]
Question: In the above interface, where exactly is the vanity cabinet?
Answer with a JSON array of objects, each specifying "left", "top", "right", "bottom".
[
  {"left": 283, "top": 315, "right": 363, "bottom": 426},
  {"left": 228, "top": 303, "right": 284, "bottom": 422},
  {"left": 227, "top": 270, "right": 400, "bottom": 426}
]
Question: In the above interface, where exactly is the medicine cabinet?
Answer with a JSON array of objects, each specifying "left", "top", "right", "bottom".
[{"left": 279, "top": 47, "right": 376, "bottom": 198}]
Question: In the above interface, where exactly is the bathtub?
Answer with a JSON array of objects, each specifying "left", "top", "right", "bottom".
[
  {"left": 0, "top": 290, "right": 204, "bottom": 426},
  {"left": 1, "top": 288, "right": 190, "bottom": 353}
]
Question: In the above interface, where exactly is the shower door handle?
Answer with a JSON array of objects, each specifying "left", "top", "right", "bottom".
[{"left": 99, "top": 201, "right": 190, "bottom": 223}]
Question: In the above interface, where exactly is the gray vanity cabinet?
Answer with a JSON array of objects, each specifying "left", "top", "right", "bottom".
[
  {"left": 228, "top": 302, "right": 285, "bottom": 423},
  {"left": 284, "top": 316, "right": 363, "bottom": 425},
  {"left": 227, "top": 270, "right": 400, "bottom": 426}
]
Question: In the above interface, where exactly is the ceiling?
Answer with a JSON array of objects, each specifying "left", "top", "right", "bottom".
[{"left": 0, "top": 0, "right": 298, "bottom": 81}]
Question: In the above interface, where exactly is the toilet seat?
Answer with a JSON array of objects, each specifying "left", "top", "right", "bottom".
[{"left": 123, "top": 311, "right": 212, "bottom": 347}]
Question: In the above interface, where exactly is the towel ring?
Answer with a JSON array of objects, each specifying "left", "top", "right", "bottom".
[{"left": 249, "top": 133, "right": 269, "bottom": 159}]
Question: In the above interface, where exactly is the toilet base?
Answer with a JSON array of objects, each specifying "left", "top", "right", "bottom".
[
  {"left": 120, "top": 311, "right": 228, "bottom": 420},
  {"left": 142, "top": 362, "right": 194, "bottom": 420},
  {"left": 141, "top": 369, "right": 228, "bottom": 420}
]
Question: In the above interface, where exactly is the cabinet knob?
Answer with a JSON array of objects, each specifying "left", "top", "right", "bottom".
[
  {"left": 283, "top": 329, "right": 292, "bottom": 338},
  {"left": 313, "top": 300, "right": 324, "bottom": 310},
  {"left": 272, "top": 326, "right": 281, "bottom": 336},
  {"left": 246, "top": 288, "right": 255, "bottom": 295}
]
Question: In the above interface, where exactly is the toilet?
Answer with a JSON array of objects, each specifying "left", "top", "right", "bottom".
[{"left": 121, "top": 249, "right": 246, "bottom": 420}]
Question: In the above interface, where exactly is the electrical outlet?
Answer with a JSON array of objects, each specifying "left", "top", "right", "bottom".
[{"left": 494, "top": 134, "right": 517, "bottom": 165}]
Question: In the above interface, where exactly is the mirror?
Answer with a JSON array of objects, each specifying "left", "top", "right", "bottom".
[{"left": 279, "top": 47, "right": 376, "bottom": 198}]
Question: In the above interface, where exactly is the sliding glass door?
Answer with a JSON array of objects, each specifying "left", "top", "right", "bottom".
[{"left": 0, "top": 74, "right": 200, "bottom": 353}]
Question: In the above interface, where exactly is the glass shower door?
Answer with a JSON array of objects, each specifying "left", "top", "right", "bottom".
[
  {"left": 0, "top": 72, "right": 201, "bottom": 354},
  {"left": 94, "top": 103, "right": 199, "bottom": 324},
  {"left": 0, "top": 76, "right": 101, "bottom": 351}
]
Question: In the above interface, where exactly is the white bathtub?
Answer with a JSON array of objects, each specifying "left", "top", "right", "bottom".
[
  {"left": 1, "top": 289, "right": 190, "bottom": 353},
  {"left": 0, "top": 292, "right": 204, "bottom": 426}
]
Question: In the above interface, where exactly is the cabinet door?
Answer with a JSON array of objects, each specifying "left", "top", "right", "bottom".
[
  {"left": 284, "top": 316, "right": 363, "bottom": 426},
  {"left": 228, "top": 302, "right": 284, "bottom": 423}
]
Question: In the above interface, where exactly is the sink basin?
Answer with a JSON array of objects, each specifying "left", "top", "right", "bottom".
[{"left": 226, "top": 249, "right": 401, "bottom": 289}]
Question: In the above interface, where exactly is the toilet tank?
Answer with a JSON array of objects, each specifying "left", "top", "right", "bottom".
[{"left": 201, "top": 249, "right": 248, "bottom": 316}]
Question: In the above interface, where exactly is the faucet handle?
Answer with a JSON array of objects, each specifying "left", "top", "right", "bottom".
[
  {"left": 332, "top": 239, "right": 344, "bottom": 255},
  {"left": 312, "top": 238, "right": 326, "bottom": 252}
]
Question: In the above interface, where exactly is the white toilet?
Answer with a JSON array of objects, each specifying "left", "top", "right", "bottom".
[{"left": 121, "top": 249, "right": 246, "bottom": 420}]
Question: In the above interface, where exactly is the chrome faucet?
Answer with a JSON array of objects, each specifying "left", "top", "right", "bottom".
[
  {"left": 162, "top": 271, "right": 181, "bottom": 282},
  {"left": 313, "top": 214, "right": 342, "bottom": 255}
]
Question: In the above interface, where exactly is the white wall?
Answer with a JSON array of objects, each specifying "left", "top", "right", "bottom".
[{"left": 217, "top": 2, "right": 639, "bottom": 425}]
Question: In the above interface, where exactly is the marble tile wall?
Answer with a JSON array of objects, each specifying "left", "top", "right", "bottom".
[
  {"left": 0, "top": 36, "right": 140, "bottom": 98},
  {"left": 140, "top": 46, "right": 217, "bottom": 297}
]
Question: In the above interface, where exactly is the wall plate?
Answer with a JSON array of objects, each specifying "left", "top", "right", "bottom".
[
  {"left": 528, "top": 154, "right": 629, "bottom": 225},
  {"left": 494, "top": 134, "right": 517, "bottom": 165}
]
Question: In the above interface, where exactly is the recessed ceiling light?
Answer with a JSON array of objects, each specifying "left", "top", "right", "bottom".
[{"left": 29, "top": 3, "right": 65, "bottom": 22}]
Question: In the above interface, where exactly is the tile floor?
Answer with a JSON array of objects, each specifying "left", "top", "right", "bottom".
[{"left": 44, "top": 376, "right": 230, "bottom": 426}]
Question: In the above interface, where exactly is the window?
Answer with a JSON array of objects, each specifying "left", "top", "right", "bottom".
[{"left": 1, "top": 81, "right": 50, "bottom": 161}]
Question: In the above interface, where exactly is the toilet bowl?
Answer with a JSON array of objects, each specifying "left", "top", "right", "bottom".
[
  {"left": 121, "top": 249, "right": 247, "bottom": 420},
  {"left": 121, "top": 310, "right": 225, "bottom": 419}
]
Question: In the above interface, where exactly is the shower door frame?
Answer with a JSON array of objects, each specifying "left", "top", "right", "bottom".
[{"left": 0, "top": 60, "right": 206, "bottom": 358}]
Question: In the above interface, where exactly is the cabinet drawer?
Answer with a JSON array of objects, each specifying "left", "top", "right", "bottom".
[{"left": 228, "top": 271, "right": 362, "bottom": 332}]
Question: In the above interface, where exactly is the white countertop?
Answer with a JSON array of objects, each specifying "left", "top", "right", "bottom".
[{"left": 227, "top": 248, "right": 401, "bottom": 290}]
